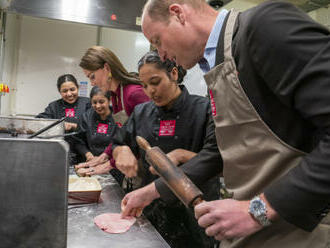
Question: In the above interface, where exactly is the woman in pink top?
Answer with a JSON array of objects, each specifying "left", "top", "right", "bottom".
[
  {"left": 76, "top": 46, "right": 149, "bottom": 176},
  {"left": 80, "top": 46, "right": 149, "bottom": 126}
]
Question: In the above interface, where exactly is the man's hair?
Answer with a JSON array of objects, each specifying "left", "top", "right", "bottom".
[{"left": 143, "top": 0, "right": 205, "bottom": 22}]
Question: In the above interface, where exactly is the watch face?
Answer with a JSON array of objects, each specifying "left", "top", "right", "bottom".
[
  {"left": 249, "top": 197, "right": 271, "bottom": 227},
  {"left": 250, "top": 199, "right": 266, "bottom": 216}
]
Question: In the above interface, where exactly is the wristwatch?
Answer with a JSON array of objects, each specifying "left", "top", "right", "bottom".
[{"left": 249, "top": 196, "right": 272, "bottom": 227}]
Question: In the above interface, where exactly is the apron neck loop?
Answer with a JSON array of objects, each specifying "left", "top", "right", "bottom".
[{"left": 224, "top": 9, "right": 239, "bottom": 61}]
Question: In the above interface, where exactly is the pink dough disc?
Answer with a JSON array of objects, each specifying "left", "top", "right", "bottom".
[{"left": 94, "top": 213, "right": 136, "bottom": 234}]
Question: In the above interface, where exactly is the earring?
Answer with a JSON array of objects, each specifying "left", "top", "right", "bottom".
[{"left": 108, "top": 72, "right": 112, "bottom": 81}]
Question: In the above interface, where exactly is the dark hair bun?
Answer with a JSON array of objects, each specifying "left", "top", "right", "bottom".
[{"left": 138, "top": 51, "right": 187, "bottom": 84}]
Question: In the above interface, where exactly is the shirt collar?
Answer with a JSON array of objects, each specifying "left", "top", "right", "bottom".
[
  {"left": 199, "top": 9, "right": 228, "bottom": 72},
  {"left": 206, "top": 9, "right": 228, "bottom": 50}
]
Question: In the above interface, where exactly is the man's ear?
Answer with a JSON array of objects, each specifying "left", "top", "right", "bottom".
[
  {"left": 171, "top": 67, "right": 179, "bottom": 82},
  {"left": 169, "top": 4, "right": 185, "bottom": 24}
]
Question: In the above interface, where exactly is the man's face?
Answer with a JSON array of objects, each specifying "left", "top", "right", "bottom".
[{"left": 142, "top": 12, "right": 201, "bottom": 69}]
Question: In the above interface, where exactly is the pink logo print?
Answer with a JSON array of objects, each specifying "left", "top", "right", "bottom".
[
  {"left": 65, "top": 108, "right": 75, "bottom": 117},
  {"left": 159, "top": 120, "right": 176, "bottom": 136},
  {"left": 209, "top": 90, "right": 217, "bottom": 116},
  {"left": 97, "top": 123, "right": 109, "bottom": 134}
]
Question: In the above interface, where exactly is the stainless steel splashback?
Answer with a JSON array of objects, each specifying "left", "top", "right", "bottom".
[{"left": 2, "top": 0, "right": 146, "bottom": 31}]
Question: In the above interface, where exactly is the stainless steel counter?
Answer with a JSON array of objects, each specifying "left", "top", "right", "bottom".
[{"left": 67, "top": 174, "right": 170, "bottom": 248}]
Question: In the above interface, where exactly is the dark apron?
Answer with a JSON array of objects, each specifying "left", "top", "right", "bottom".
[{"left": 204, "top": 9, "right": 330, "bottom": 248}]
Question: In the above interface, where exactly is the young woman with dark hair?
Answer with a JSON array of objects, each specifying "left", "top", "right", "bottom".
[
  {"left": 112, "top": 51, "right": 221, "bottom": 248},
  {"left": 74, "top": 86, "right": 123, "bottom": 184},
  {"left": 36, "top": 74, "right": 91, "bottom": 165}
]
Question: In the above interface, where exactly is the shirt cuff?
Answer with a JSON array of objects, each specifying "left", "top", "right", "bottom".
[{"left": 104, "top": 143, "right": 112, "bottom": 157}]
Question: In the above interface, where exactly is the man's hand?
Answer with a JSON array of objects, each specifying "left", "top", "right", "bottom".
[
  {"left": 121, "top": 183, "right": 160, "bottom": 218},
  {"left": 75, "top": 152, "right": 109, "bottom": 169},
  {"left": 195, "top": 199, "right": 263, "bottom": 241},
  {"left": 113, "top": 146, "right": 138, "bottom": 178}
]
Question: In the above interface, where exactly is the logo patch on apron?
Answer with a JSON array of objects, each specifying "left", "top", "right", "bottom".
[
  {"left": 159, "top": 120, "right": 176, "bottom": 136},
  {"left": 65, "top": 108, "right": 75, "bottom": 117},
  {"left": 116, "top": 122, "right": 123, "bottom": 128},
  {"left": 97, "top": 123, "right": 109, "bottom": 134},
  {"left": 209, "top": 90, "right": 217, "bottom": 116}
]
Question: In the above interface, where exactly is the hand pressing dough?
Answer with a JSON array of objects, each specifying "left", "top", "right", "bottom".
[{"left": 94, "top": 213, "right": 136, "bottom": 234}]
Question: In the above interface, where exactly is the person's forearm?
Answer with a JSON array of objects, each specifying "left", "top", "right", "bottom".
[
  {"left": 113, "top": 146, "right": 130, "bottom": 160},
  {"left": 177, "top": 149, "right": 197, "bottom": 164},
  {"left": 155, "top": 151, "right": 222, "bottom": 202},
  {"left": 148, "top": 182, "right": 161, "bottom": 199}
]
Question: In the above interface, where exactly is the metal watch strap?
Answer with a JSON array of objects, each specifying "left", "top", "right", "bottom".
[{"left": 257, "top": 211, "right": 272, "bottom": 227}]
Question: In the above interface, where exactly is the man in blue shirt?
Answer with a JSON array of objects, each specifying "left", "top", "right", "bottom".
[{"left": 122, "top": 1, "right": 330, "bottom": 247}]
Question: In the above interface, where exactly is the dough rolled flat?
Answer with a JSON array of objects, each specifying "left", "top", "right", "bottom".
[{"left": 94, "top": 213, "right": 136, "bottom": 234}]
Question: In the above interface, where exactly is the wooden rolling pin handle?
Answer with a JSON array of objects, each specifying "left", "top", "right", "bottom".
[{"left": 136, "top": 136, "right": 151, "bottom": 151}]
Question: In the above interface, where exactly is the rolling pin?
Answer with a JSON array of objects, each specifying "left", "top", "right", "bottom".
[{"left": 136, "top": 136, "right": 204, "bottom": 208}]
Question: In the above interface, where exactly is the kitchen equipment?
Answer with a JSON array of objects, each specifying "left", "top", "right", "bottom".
[
  {"left": 0, "top": 138, "right": 68, "bottom": 248},
  {"left": 0, "top": 115, "right": 64, "bottom": 138},
  {"left": 27, "top": 116, "right": 67, "bottom": 138},
  {"left": 136, "top": 136, "right": 203, "bottom": 208},
  {"left": 0, "top": 116, "right": 68, "bottom": 247},
  {"left": 68, "top": 176, "right": 102, "bottom": 204}
]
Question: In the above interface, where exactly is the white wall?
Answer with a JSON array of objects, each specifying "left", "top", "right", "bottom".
[
  {"left": 1, "top": 13, "right": 20, "bottom": 116},
  {"left": 3, "top": 15, "right": 152, "bottom": 116},
  {"left": 100, "top": 28, "right": 150, "bottom": 73},
  {"left": 14, "top": 16, "right": 97, "bottom": 116},
  {"left": 183, "top": 65, "right": 208, "bottom": 97}
]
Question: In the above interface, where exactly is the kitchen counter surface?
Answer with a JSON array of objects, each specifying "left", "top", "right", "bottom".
[{"left": 67, "top": 174, "right": 170, "bottom": 248}]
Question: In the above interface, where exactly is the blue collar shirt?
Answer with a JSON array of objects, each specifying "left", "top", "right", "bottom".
[{"left": 199, "top": 9, "right": 229, "bottom": 73}]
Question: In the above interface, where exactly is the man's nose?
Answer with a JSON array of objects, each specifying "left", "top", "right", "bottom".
[{"left": 158, "top": 49, "right": 167, "bottom": 61}]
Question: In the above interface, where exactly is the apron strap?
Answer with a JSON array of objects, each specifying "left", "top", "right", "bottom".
[
  {"left": 119, "top": 85, "right": 125, "bottom": 111},
  {"left": 224, "top": 9, "right": 239, "bottom": 61}
]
